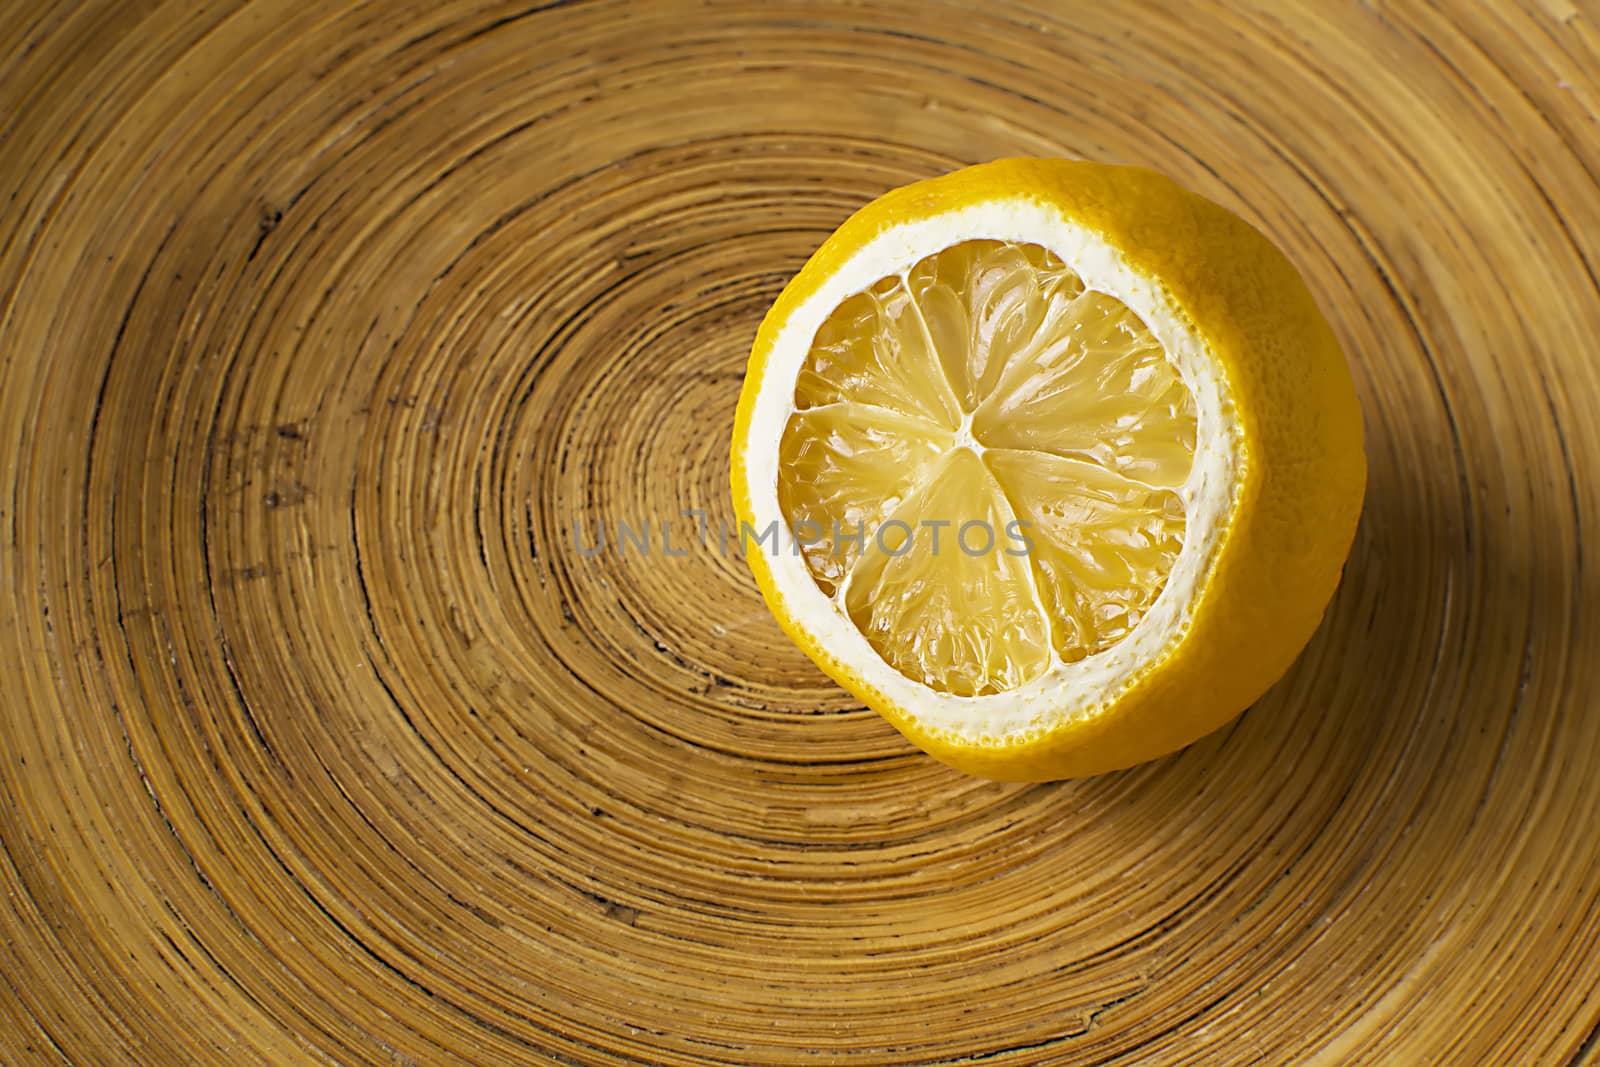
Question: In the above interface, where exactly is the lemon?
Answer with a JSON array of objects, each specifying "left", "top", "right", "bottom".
[{"left": 731, "top": 159, "right": 1365, "bottom": 781}]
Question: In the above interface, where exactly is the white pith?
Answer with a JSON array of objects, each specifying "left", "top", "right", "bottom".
[{"left": 742, "top": 200, "right": 1241, "bottom": 740}]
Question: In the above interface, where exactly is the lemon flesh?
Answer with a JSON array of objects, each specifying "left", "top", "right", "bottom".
[{"left": 777, "top": 240, "right": 1195, "bottom": 696}]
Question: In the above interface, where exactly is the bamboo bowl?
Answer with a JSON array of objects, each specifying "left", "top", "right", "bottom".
[{"left": 3, "top": 2, "right": 1599, "bottom": 1063}]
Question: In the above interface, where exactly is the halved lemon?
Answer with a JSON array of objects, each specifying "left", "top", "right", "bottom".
[{"left": 731, "top": 159, "right": 1365, "bottom": 781}]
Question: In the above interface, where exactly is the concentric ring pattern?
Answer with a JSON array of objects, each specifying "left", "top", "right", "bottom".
[{"left": 3, "top": 2, "right": 1599, "bottom": 1063}]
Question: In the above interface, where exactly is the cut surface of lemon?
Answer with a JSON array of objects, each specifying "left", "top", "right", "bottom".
[{"left": 731, "top": 159, "right": 1365, "bottom": 781}]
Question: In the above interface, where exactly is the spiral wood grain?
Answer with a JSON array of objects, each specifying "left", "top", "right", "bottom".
[{"left": 3, "top": 1, "right": 1599, "bottom": 1063}]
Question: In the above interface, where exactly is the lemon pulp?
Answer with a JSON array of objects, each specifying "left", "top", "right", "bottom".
[{"left": 776, "top": 240, "right": 1197, "bottom": 697}]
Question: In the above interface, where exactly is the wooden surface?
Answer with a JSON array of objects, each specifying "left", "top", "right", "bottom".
[{"left": 3, "top": 1, "right": 1599, "bottom": 1063}]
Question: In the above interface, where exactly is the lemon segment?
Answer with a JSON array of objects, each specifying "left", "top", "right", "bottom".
[
  {"left": 841, "top": 446, "right": 1051, "bottom": 697},
  {"left": 971, "top": 290, "right": 1196, "bottom": 487},
  {"left": 776, "top": 405, "right": 950, "bottom": 596},
  {"left": 794, "top": 278, "right": 963, "bottom": 427},
  {"left": 986, "top": 448, "right": 1186, "bottom": 662},
  {"left": 902, "top": 240, "right": 1084, "bottom": 409}
]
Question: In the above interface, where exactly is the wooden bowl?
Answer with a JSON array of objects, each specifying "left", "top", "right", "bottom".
[{"left": 3, "top": 2, "right": 1598, "bottom": 1062}]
